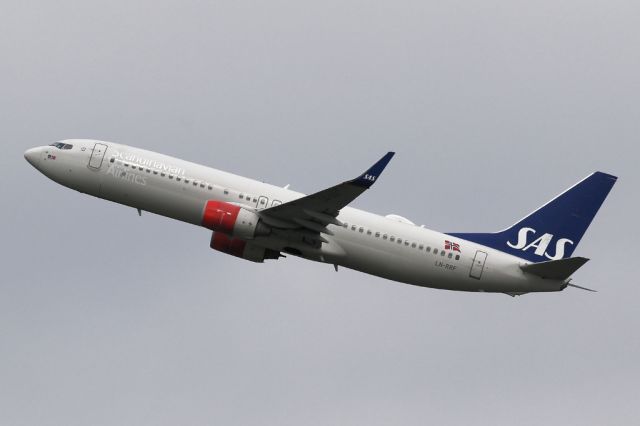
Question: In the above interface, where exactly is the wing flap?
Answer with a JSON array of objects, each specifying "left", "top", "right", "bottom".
[{"left": 293, "top": 217, "right": 335, "bottom": 235}]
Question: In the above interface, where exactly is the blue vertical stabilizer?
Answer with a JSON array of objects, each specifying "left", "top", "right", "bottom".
[{"left": 448, "top": 172, "right": 617, "bottom": 263}]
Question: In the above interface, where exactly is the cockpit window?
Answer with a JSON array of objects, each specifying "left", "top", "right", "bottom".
[{"left": 50, "top": 142, "right": 73, "bottom": 150}]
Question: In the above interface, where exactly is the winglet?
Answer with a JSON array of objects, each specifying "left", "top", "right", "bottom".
[{"left": 351, "top": 151, "right": 395, "bottom": 188}]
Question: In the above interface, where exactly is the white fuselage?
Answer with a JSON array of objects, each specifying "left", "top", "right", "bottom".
[{"left": 25, "top": 139, "right": 564, "bottom": 294}]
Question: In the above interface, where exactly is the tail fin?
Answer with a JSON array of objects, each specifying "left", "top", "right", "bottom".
[{"left": 448, "top": 172, "right": 617, "bottom": 263}]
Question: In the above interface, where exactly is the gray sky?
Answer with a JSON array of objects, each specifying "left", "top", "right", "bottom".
[{"left": 1, "top": 1, "right": 638, "bottom": 425}]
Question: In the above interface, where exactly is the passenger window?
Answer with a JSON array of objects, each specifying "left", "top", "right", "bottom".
[
  {"left": 427, "top": 247, "right": 431, "bottom": 252},
  {"left": 169, "top": 175, "right": 174, "bottom": 179},
  {"left": 397, "top": 238, "right": 402, "bottom": 244},
  {"left": 433, "top": 249, "right": 438, "bottom": 255},
  {"left": 110, "top": 158, "right": 115, "bottom": 163},
  {"left": 448, "top": 253, "right": 453, "bottom": 259},
  {"left": 239, "top": 194, "right": 243, "bottom": 199},
  {"left": 411, "top": 243, "right": 416, "bottom": 248},
  {"left": 138, "top": 166, "right": 143, "bottom": 171},
  {"left": 351, "top": 225, "right": 356, "bottom": 231},
  {"left": 185, "top": 179, "right": 190, "bottom": 183},
  {"left": 375, "top": 232, "right": 380, "bottom": 237},
  {"left": 359, "top": 227, "right": 363, "bottom": 233},
  {"left": 390, "top": 236, "right": 395, "bottom": 242},
  {"left": 418, "top": 244, "right": 424, "bottom": 250},
  {"left": 383, "top": 234, "right": 388, "bottom": 240},
  {"left": 343, "top": 223, "right": 348, "bottom": 228},
  {"left": 366, "top": 230, "right": 372, "bottom": 235},
  {"left": 200, "top": 183, "right": 205, "bottom": 188},
  {"left": 193, "top": 182, "right": 197, "bottom": 186},
  {"left": 441, "top": 251, "right": 445, "bottom": 256},
  {"left": 146, "top": 169, "right": 150, "bottom": 173},
  {"left": 161, "top": 172, "right": 165, "bottom": 177},
  {"left": 176, "top": 177, "right": 181, "bottom": 182},
  {"left": 224, "top": 189, "right": 229, "bottom": 195},
  {"left": 260, "top": 199, "right": 265, "bottom": 204},
  {"left": 153, "top": 171, "right": 158, "bottom": 175},
  {"left": 455, "top": 255, "right": 460, "bottom": 260},
  {"left": 208, "top": 185, "right": 212, "bottom": 190},
  {"left": 124, "top": 163, "right": 129, "bottom": 167}
]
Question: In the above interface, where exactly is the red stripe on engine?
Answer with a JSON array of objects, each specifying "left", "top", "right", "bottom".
[
  {"left": 202, "top": 200, "right": 241, "bottom": 234},
  {"left": 210, "top": 232, "right": 246, "bottom": 258},
  {"left": 211, "top": 232, "right": 231, "bottom": 251}
]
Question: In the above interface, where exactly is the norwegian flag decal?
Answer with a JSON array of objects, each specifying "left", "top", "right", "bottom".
[{"left": 444, "top": 240, "right": 461, "bottom": 252}]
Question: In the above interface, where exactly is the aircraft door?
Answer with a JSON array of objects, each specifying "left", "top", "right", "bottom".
[
  {"left": 88, "top": 143, "right": 108, "bottom": 169},
  {"left": 257, "top": 196, "right": 269, "bottom": 210},
  {"left": 470, "top": 250, "right": 487, "bottom": 280}
]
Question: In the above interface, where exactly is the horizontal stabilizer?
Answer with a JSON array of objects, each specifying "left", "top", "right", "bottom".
[{"left": 520, "top": 257, "right": 589, "bottom": 280}]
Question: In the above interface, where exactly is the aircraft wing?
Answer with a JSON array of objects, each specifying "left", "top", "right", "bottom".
[{"left": 258, "top": 152, "right": 394, "bottom": 236}]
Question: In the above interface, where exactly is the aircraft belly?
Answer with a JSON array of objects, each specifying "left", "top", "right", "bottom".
[
  {"left": 333, "top": 237, "right": 559, "bottom": 293},
  {"left": 335, "top": 238, "right": 464, "bottom": 290},
  {"left": 100, "top": 171, "right": 205, "bottom": 225}
]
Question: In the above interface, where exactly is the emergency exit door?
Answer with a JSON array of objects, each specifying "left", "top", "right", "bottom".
[{"left": 470, "top": 250, "right": 487, "bottom": 280}]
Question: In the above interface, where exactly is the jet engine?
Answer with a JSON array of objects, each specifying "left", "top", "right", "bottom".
[
  {"left": 210, "top": 232, "right": 280, "bottom": 263},
  {"left": 201, "top": 200, "right": 271, "bottom": 239}
]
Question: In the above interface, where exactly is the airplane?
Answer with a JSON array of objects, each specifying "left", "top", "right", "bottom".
[{"left": 24, "top": 140, "right": 617, "bottom": 296}]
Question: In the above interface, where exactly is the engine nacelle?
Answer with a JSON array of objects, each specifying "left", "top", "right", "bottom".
[
  {"left": 201, "top": 200, "right": 270, "bottom": 239},
  {"left": 210, "top": 232, "right": 280, "bottom": 263}
]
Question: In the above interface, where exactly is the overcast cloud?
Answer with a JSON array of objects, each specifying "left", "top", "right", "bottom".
[{"left": 1, "top": 1, "right": 638, "bottom": 425}]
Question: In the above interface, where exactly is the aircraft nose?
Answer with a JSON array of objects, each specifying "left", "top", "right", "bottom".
[{"left": 24, "top": 147, "right": 41, "bottom": 167}]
